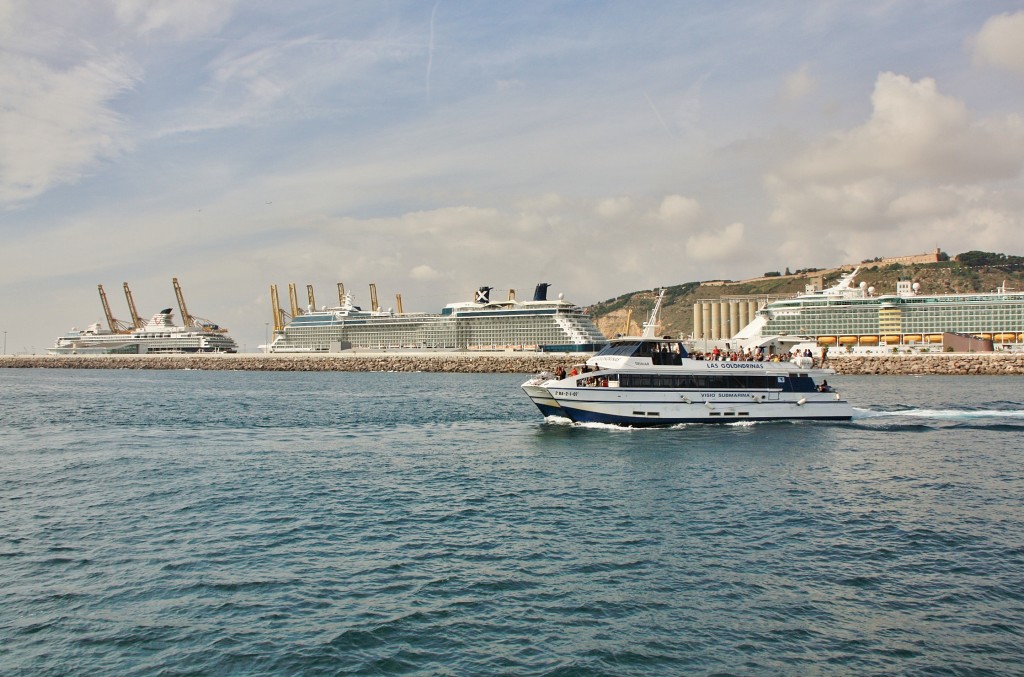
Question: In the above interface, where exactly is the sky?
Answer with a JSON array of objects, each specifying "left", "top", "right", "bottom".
[{"left": 2, "top": 1, "right": 1024, "bottom": 353}]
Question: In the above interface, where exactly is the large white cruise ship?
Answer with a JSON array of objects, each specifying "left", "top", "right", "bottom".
[
  {"left": 268, "top": 283, "right": 608, "bottom": 353},
  {"left": 730, "top": 268, "right": 1024, "bottom": 349},
  {"left": 50, "top": 309, "right": 238, "bottom": 355},
  {"left": 49, "top": 280, "right": 238, "bottom": 355}
]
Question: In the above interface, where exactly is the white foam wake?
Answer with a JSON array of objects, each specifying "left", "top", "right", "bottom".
[{"left": 854, "top": 407, "right": 1024, "bottom": 419}]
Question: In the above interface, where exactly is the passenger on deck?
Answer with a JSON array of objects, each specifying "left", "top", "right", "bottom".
[{"left": 817, "top": 380, "right": 832, "bottom": 392}]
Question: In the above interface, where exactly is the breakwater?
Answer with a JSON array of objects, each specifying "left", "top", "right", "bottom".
[
  {"left": 0, "top": 353, "right": 574, "bottom": 373},
  {"left": 1, "top": 353, "right": 1023, "bottom": 375},
  {"left": 830, "top": 353, "right": 1024, "bottom": 376}
]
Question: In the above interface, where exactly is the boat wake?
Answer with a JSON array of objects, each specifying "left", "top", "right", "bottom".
[
  {"left": 851, "top": 404, "right": 1024, "bottom": 432},
  {"left": 854, "top": 406, "right": 1024, "bottom": 419}
]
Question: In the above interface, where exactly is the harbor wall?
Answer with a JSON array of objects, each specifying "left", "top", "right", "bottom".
[{"left": 2, "top": 353, "right": 1024, "bottom": 375}]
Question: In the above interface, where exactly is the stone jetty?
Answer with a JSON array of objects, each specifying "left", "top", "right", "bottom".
[
  {"left": 829, "top": 353, "right": 1024, "bottom": 376},
  {"left": 0, "top": 353, "right": 576, "bottom": 373},
  {"left": 1, "top": 352, "right": 1023, "bottom": 375}
]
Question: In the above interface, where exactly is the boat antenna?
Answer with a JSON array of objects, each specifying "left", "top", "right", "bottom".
[{"left": 641, "top": 288, "right": 666, "bottom": 338}]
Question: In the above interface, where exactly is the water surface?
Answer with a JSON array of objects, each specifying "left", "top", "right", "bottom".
[{"left": 2, "top": 370, "right": 1022, "bottom": 674}]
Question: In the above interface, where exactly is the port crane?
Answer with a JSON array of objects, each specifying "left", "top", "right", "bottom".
[
  {"left": 123, "top": 282, "right": 145, "bottom": 330},
  {"left": 97, "top": 284, "right": 132, "bottom": 334},
  {"left": 172, "top": 278, "right": 228, "bottom": 332},
  {"left": 287, "top": 283, "right": 302, "bottom": 318},
  {"left": 369, "top": 283, "right": 379, "bottom": 312},
  {"left": 269, "top": 284, "right": 290, "bottom": 332}
]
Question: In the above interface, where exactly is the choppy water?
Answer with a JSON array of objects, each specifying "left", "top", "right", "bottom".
[{"left": 1, "top": 369, "right": 1022, "bottom": 675}]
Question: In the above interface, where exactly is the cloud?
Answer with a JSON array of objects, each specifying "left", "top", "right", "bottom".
[
  {"left": 112, "top": 0, "right": 236, "bottom": 40},
  {"left": 781, "top": 63, "right": 815, "bottom": 102},
  {"left": 409, "top": 264, "right": 443, "bottom": 280},
  {"left": 686, "top": 222, "right": 745, "bottom": 262},
  {"left": 594, "top": 196, "right": 634, "bottom": 219},
  {"left": 0, "top": 54, "right": 137, "bottom": 203},
  {"left": 778, "top": 73, "right": 1024, "bottom": 184},
  {"left": 766, "top": 72, "right": 1024, "bottom": 239},
  {"left": 656, "top": 194, "right": 701, "bottom": 224},
  {"left": 971, "top": 11, "right": 1024, "bottom": 76}
]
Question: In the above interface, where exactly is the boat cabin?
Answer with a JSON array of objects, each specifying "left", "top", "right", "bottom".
[{"left": 590, "top": 338, "right": 689, "bottom": 366}]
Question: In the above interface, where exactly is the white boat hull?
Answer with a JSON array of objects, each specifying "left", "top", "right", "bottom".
[{"left": 528, "top": 384, "right": 853, "bottom": 425}]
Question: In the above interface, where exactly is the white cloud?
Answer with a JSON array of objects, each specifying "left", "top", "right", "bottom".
[
  {"left": 781, "top": 63, "right": 815, "bottom": 102},
  {"left": 885, "top": 186, "right": 963, "bottom": 221},
  {"left": 594, "top": 196, "right": 634, "bottom": 219},
  {"left": 409, "top": 264, "right": 443, "bottom": 280},
  {"left": 971, "top": 11, "right": 1024, "bottom": 76},
  {"left": 656, "top": 194, "right": 701, "bottom": 224},
  {"left": 778, "top": 73, "right": 1024, "bottom": 184},
  {"left": 112, "top": 0, "right": 236, "bottom": 40},
  {"left": 686, "top": 222, "right": 745, "bottom": 262},
  {"left": 0, "top": 54, "right": 137, "bottom": 203},
  {"left": 766, "top": 72, "right": 1024, "bottom": 243}
]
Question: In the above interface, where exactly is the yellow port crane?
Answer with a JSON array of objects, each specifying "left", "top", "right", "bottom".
[
  {"left": 123, "top": 282, "right": 145, "bottom": 330},
  {"left": 97, "top": 284, "right": 132, "bottom": 334},
  {"left": 369, "top": 283, "right": 379, "bottom": 312},
  {"left": 395, "top": 293, "right": 403, "bottom": 314},
  {"left": 288, "top": 283, "right": 301, "bottom": 318},
  {"left": 307, "top": 284, "right": 316, "bottom": 311},
  {"left": 269, "top": 284, "right": 289, "bottom": 332},
  {"left": 172, "top": 277, "right": 194, "bottom": 328},
  {"left": 337, "top": 283, "right": 345, "bottom": 306},
  {"left": 172, "top": 277, "right": 228, "bottom": 332}
]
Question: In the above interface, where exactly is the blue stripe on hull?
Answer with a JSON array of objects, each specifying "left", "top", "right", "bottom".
[
  {"left": 561, "top": 407, "right": 852, "bottom": 427},
  {"left": 534, "top": 403, "right": 565, "bottom": 418}
]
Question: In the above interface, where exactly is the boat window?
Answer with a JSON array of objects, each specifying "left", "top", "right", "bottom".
[
  {"left": 618, "top": 374, "right": 775, "bottom": 389},
  {"left": 594, "top": 341, "right": 643, "bottom": 358}
]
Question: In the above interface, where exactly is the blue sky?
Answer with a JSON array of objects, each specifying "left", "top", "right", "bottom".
[{"left": 2, "top": 1, "right": 1023, "bottom": 352}]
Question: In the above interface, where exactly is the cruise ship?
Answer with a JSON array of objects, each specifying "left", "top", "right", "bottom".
[
  {"left": 50, "top": 309, "right": 239, "bottom": 355},
  {"left": 268, "top": 283, "right": 608, "bottom": 353},
  {"left": 730, "top": 268, "right": 1024, "bottom": 349},
  {"left": 49, "top": 280, "right": 238, "bottom": 355}
]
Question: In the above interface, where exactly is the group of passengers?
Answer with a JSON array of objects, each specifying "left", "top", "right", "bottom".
[
  {"left": 556, "top": 364, "right": 609, "bottom": 387},
  {"left": 649, "top": 345, "right": 685, "bottom": 366},
  {"left": 689, "top": 346, "right": 828, "bottom": 366},
  {"left": 690, "top": 346, "right": 773, "bottom": 362}
]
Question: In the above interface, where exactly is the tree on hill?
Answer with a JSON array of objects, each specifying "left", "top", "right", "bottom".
[{"left": 956, "top": 251, "right": 1024, "bottom": 267}]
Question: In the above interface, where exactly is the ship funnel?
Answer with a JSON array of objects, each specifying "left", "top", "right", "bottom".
[
  {"left": 533, "top": 283, "right": 551, "bottom": 302},
  {"left": 475, "top": 286, "right": 492, "bottom": 304}
]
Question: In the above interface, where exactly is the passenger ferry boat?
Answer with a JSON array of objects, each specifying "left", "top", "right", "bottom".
[
  {"left": 50, "top": 309, "right": 238, "bottom": 355},
  {"left": 268, "top": 283, "right": 607, "bottom": 353},
  {"left": 732, "top": 268, "right": 1024, "bottom": 349},
  {"left": 522, "top": 290, "right": 853, "bottom": 426}
]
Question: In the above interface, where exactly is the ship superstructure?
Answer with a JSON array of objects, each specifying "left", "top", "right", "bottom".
[{"left": 267, "top": 283, "right": 608, "bottom": 353}]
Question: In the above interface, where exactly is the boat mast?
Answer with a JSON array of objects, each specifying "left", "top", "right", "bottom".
[{"left": 641, "top": 289, "right": 666, "bottom": 338}]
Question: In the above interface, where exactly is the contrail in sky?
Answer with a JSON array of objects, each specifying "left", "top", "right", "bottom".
[
  {"left": 644, "top": 91, "right": 673, "bottom": 137},
  {"left": 426, "top": 2, "right": 440, "bottom": 103}
]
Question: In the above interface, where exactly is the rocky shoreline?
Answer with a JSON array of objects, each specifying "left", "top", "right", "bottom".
[{"left": 2, "top": 352, "right": 1024, "bottom": 375}]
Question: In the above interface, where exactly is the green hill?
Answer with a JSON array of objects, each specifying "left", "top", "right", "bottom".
[{"left": 588, "top": 255, "right": 1024, "bottom": 339}]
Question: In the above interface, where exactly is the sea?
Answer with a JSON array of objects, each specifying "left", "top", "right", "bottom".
[{"left": 1, "top": 368, "right": 1022, "bottom": 675}]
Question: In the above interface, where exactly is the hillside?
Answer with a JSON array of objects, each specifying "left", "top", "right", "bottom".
[{"left": 588, "top": 259, "right": 1024, "bottom": 339}]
